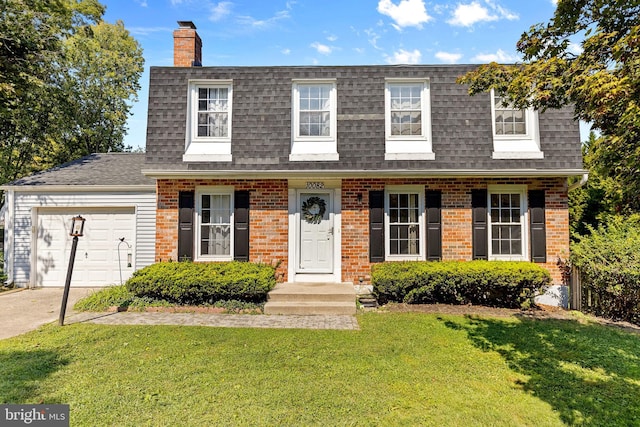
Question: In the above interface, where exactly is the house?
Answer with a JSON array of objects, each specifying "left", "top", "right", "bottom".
[
  {"left": 1, "top": 153, "right": 156, "bottom": 287},
  {"left": 143, "top": 22, "right": 584, "bottom": 306},
  {"left": 2, "top": 21, "right": 585, "bottom": 308}
]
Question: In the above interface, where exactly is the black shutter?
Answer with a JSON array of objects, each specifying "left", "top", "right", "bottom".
[
  {"left": 425, "top": 190, "right": 442, "bottom": 261},
  {"left": 369, "top": 190, "right": 385, "bottom": 263},
  {"left": 178, "top": 191, "right": 194, "bottom": 262},
  {"left": 234, "top": 191, "right": 250, "bottom": 262},
  {"left": 529, "top": 190, "right": 546, "bottom": 263},
  {"left": 471, "top": 189, "right": 488, "bottom": 260}
]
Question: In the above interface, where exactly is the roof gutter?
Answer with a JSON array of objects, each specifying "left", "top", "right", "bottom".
[
  {"left": 568, "top": 172, "right": 589, "bottom": 191},
  {"left": 142, "top": 168, "right": 589, "bottom": 179},
  {"left": 0, "top": 185, "right": 156, "bottom": 192}
]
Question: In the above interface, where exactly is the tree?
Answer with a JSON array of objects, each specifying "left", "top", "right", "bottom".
[
  {"left": 458, "top": 0, "right": 640, "bottom": 214},
  {"left": 52, "top": 20, "right": 144, "bottom": 164},
  {"left": 0, "top": 0, "right": 142, "bottom": 194}
]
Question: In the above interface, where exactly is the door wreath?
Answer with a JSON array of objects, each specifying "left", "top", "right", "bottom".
[{"left": 302, "top": 196, "right": 326, "bottom": 224}]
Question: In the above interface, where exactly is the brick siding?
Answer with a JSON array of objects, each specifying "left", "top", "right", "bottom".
[{"left": 156, "top": 177, "right": 569, "bottom": 286}]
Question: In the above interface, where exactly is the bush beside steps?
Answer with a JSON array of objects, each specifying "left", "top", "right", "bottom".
[
  {"left": 74, "top": 261, "right": 277, "bottom": 313},
  {"left": 372, "top": 260, "right": 551, "bottom": 309}
]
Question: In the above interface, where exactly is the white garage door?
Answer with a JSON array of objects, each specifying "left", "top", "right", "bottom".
[{"left": 35, "top": 207, "right": 136, "bottom": 287}]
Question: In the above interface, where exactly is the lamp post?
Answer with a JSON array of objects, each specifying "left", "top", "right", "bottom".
[{"left": 59, "top": 215, "right": 85, "bottom": 326}]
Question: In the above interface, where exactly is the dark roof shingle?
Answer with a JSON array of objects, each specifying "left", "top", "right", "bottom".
[{"left": 5, "top": 153, "right": 154, "bottom": 187}]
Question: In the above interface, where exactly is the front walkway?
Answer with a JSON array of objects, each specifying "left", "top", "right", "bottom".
[{"left": 67, "top": 311, "right": 360, "bottom": 330}]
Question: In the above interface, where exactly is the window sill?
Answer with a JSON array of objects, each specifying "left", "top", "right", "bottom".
[
  {"left": 183, "top": 141, "right": 232, "bottom": 162},
  {"left": 492, "top": 151, "right": 544, "bottom": 160},
  {"left": 385, "top": 152, "right": 435, "bottom": 161},
  {"left": 183, "top": 153, "right": 232, "bottom": 162},
  {"left": 289, "top": 153, "right": 339, "bottom": 162}
]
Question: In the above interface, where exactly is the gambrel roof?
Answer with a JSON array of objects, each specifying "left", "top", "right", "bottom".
[{"left": 143, "top": 64, "right": 583, "bottom": 177}]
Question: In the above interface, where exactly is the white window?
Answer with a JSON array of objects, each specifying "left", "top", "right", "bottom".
[
  {"left": 385, "top": 186, "right": 425, "bottom": 260},
  {"left": 195, "top": 187, "right": 234, "bottom": 260},
  {"left": 490, "top": 89, "right": 542, "bottom": 159},
  {"left": 384, "top": 79, "right": 434, "bottom": 160},
  {"left": 184, "top": 80, "right": 233, "bottom": 162},
  {"left": 290, "top": 80, "right": 338, "bottom": 161},
  {"left": 488, "top": 185, "right": 528, "bottom": 261}
]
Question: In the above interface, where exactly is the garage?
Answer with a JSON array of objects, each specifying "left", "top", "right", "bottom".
[
  {"left": 35, "top": 207, "right": 136, "bottom": 287},
  {"left": 2, "top": 153, "right": 157, "bottom": 288}
]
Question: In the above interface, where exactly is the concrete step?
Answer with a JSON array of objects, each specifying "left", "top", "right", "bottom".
[
  {"left": 264, "top": 301, "right": 356, "bottom": 315},
  {"left": 264, "top": 283, "right": 357, "bottom": 315},
  {"left": 267, "top": 282, "right": 356, "bottom": 303}
]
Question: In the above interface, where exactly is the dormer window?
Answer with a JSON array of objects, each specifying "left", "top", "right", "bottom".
[
  {"left": 290, "top": 80, "right": 338, "bottom": 161},
  {"left": 384, "top": 79, "right": 434, "bottom": 160},
  {"left": 490, "top": 89, "right": 543, "bottom": 159},
  {"left": 183, "top": 80, "right": 233, "bottom": 162}
]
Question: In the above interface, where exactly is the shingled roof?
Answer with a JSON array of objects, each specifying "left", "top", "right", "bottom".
[{"left": 3, "top": 153, "right": 154, "bottom": 188}]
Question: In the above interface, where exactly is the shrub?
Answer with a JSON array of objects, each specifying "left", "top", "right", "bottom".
[
  {"left": 571, "top": 215, "right": 640, "bottom": 325},
  {"left": 73, "top": 285, "right": 173, "bottom": 311},
  {"left": 372, "top": 260, "right": 551, "bottom": 309},
  {"left": 125, "top": 261, "right": 276, "bottom": 305}
]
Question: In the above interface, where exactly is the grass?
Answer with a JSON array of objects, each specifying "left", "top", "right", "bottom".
[{"left": 1, "top": 312, "right": 639, "bottom": 426}]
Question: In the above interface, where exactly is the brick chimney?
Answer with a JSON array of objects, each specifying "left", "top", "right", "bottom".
[{"left": 173, "top": 21, "right": 202, "bottom": 67}]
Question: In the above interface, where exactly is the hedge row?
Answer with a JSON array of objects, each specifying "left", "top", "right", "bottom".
[
  {"left": 372, "top": 260, "right": 551, "bottom": 309},
  {"left": 125, "top": 261, "right": 276, "bottom": 305},
  {"left": 571, "top": 215, "right": 640, "bottom": 325}
]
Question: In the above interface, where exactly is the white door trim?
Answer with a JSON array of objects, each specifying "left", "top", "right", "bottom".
[{"left": 288, "top": 182, "right": 341, "bottom": 283}]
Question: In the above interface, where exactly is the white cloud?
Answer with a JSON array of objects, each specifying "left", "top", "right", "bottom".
[
  {"left": 485, "top": 0, "right": 518, "bottom": 21},
  {"left": 385, "top": 48, "right": 422, "bottom": 64},
  {"left": 472, "top": 49, "right": 519, "bottom": 63},
  {"left": 127, "top": 26, "right": 173, "bottom": 37},
  {"left": 281, "top": 48, "right": 291, "bottom": 55},
  {"left": 447, "top": 1, "right": 517, "bottom": 27},
  {"left": 237, "top": 10, "right": 290, "bottom": 29},
  {"left": 210, "top": 2, "right": 233, "bottom": 22},
  {"left": 365, "top": 28, "right": 382, "bottom": 50},
  {"left": 377, "top": 0, "right": 432, "bottom": 30},
  {"left": 551, "top": 0, "right": 558, "bottom": 5},
  {"left": 326, "top": 34, "right": 338, "bottom": 42},
  {"left": 435, "top": 51, "right": 462, "bottom": 64},
  {"left": 448, "top": 1, "right": 497, "bottom": 27},
  {"left": 311, "top": 42, "right": 332, "bottom": 55}
]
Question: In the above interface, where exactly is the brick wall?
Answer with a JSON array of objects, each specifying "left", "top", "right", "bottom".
[
  {"left": 156, "top": 177, "right": 569, "bottom": 286},
  {"left": 340, "top": 177, "right": 569, "bottom": 285},
  {"left": 155, "top": 179, "right": 288, "bottom": 280}
]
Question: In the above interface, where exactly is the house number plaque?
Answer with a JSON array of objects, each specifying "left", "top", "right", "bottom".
[{"left": 306, "top": 181, "right": 325, "bottom": 189}]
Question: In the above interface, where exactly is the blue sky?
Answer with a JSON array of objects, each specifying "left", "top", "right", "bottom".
[{"left": 102, "top": 0, "right": 574, "bottom": 150}]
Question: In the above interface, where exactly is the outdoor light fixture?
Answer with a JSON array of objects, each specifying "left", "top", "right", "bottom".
[
  {"left": 60, "top": 215, "right": 85, "bottom": 325},
  {"left": 69, "top": 215, "right": 85, "bottom": 237}
]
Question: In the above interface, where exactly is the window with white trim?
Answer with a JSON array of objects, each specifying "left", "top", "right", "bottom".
[
  {"left": 290, "top": 80, "right": 338, "bottom": 161},
  {"left": 195, "top": 187, "right": 234, "bottom": 260},
  {"left": 385, "top": 187, "right": 425, "bottom": 260},
  {"left": 184, "top": 80, "right": 233, "bottom": 162},
  {"left": 384, "top": 79, "right": 434, "bottom": 160},
  {"left": 490, "top": 89, "right": 542, "bottom": 159},
  {"left": 488, "top": 185, "right": 527, "bottom": 261}
]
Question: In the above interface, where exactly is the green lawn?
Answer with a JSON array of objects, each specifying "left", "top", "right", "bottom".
[{"left": 1, "top": 312, "right": 639, "bottom": 426}]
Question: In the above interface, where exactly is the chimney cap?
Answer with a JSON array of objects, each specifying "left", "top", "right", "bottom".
[{"left": 177, "top": 21, "right": 197, "bottom": 29}]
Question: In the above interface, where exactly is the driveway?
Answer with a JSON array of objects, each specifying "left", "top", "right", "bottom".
[{"left": 0, "top": 288, "right": 98, "bottom": 340}]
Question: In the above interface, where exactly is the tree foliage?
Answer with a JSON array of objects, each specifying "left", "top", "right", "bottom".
[
  {"left": 0, "top": 0, "right": 143, "bottom": 192},
  {"left": 458, "top": 0, "right": 640, "bottom": 213}
]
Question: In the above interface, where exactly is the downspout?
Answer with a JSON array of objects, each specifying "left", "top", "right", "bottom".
[
  {"left": 568, "top": 172, "right": 589, "bottom": 191},
  {"left": 4, "top": 189, "right": 14, "bottom": 286}
]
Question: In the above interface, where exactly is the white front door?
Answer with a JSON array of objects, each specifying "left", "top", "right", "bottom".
[{"left": 298, "top": 192, "right": 333, "bottom": 273}]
